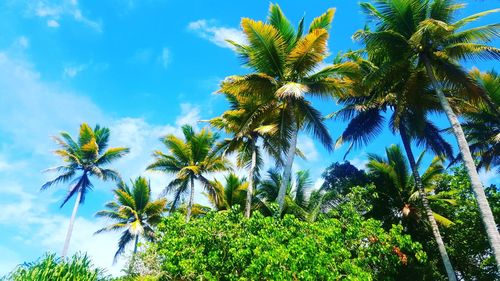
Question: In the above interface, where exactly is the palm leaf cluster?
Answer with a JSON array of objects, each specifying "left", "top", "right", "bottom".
[
  {"left": 367, "top": 145, "right": 455, "bottom": 227},
  {"left": 96, "top": 177, "right": 167, "bottom": 262},
  {"left": 458, "top": 69, "right": 500, "bottom": 172},
  {"left": 147, "top": 125, "right": 231, "bottom": 222},
  {"left": 208, "top": 173, "right": 248, "bottom": 211},
  {"left": 43, "top": 123, "right": 129, "bottom": 207}
]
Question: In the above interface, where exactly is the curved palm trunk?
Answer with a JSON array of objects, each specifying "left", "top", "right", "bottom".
[
  {"left": 61, "top": 189, "right": 82, "bottom": 257},
  {"left": 424, "top": 58, "right": 500, "bottom": 266},
  {"left": 400, "top": 127, "right": 457, "bottom": 281},
  {"left": 186, "top": 177, "right": 195, "bottom": 223},
  {"left": 277, "top": 116, "right": 298, "bottom": 215},
  {"left": 245, "top": 140, "right": 258, "bottom": 218}
]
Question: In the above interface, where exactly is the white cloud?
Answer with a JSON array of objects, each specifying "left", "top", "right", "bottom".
[
  {"left": 479, "top": 169, "right": 499, "bottom": 186},
  {"left": 297, "top": 135, "right": 319, "bottom": 162},
  {"left": 313, "top": 178, "right": 324, "bottom": 190},
  {"left": 0, "top": 51, "right": 190, "bottom": 276},
  {"left": 176, "top": 103, "right": 201, "bottom": 127},
  {"left": 129, "top": 48, "right": 153, "bottom": 64},
  {"left": 47, "top": 19, "right": 60, "bottom": 27},
  {"left": 187, "top": 19, "right": 247, "bottom": 50},
  {"left": 63, "top": 64, "right": 87, "bottom": 78},
  {"left": 0, "top": 52, "right": 105, "bottom": 154},
  {"left": 159, "top": 47, "right": 170, "bottom": 68},
  {"left": 349, "top": 152, "right": 368, "bottom": 170},
  {"left": 29, "top": 0, "right": 102, "bottom": 32},
  {"left": 15, "top": 36, "right": 29, "bottom": 49},
  {"left": 37, "top": 216, "right": 127, "bottom": 276},
  {"left": 130, "top": 48, "right": 172, "bottom": 68}
]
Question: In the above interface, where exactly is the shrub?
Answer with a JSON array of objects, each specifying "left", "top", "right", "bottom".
[
  {"left": 2, "top": 253, "right": 109, "bottom": 281},
  {"left": 150, "top": 207, "right": 426, "bottom": 280}
]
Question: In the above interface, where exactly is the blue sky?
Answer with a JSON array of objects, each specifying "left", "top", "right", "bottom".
[{"left": 0, "top": 0, "right": 498, "bottom": 276}]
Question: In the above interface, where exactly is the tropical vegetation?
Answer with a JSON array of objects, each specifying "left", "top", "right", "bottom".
[{"left": 3, "top": 0, "right": 499, "bottom": 280}]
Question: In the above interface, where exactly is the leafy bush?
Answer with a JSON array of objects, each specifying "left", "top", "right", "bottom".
[
  {"left": 2, "top": 253, "right": 109, "bottom": 281},
  {"left": 149, "top": 206, "right": 426, "bottom": 280}
]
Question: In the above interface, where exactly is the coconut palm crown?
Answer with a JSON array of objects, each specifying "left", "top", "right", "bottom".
[
  {"left": 95, "top": 177, "right": 167, "bottom": 262},
  {"left": 147, "top": 125, "right": 231, "bottom": 222},
  {"left": 224, "top": 3, "right": 356, "bottom": 213},
  {"left": 42, "top": 123, "right": 129, "bottom": 257}
]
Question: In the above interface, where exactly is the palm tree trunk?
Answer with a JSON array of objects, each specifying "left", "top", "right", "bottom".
[
  {"left": 277, "top": 115, "right": 298, "bottom": 215},
  {"left": 61, "top": 189, "right": 82, "bottom": 257},
  {"left": 133, "top": 234, "right": 139, "bottom": 254},
  {"left": 129, "top": 234, "right": 139, "bottom": 274},
  {"left": 424, "top": 58, "right": 500, "bottom": 266},
  {"left": 245, "top": 139, "right": 257, "bottom": 218},
  {"left": 186, "top": 177, "right": 195, "bottom": 223},
  {"left": 400, "top": 126, "right": 457, "bottom": 281}
]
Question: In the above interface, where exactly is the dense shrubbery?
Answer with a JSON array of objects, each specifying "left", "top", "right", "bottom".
[
  {"left": 1, "top": 253, "right": 108, "bottom": 281},
  {"left": 139, "top": 206, "right": 426, "bottom": 280}
]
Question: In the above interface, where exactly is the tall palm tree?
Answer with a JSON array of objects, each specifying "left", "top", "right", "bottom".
[
  {"left": 95, "top": 177, "right": 167, "bottom": 262},
  {"left": 147, "top": 125, "right": 231, "bottom": 222},
  {"left": 224, "top": 3, "right": 354, "bottom": 214},
  {"left": 42, "top": 123, "right": 129, "bottom": 257},
  {"left": 356, "top": 0, "right": 500, "bottom": 265},
  {"left": 209, "top": 93, "right": 283, "bottom": 218},
  {"left": 367, "top": 145, "right": 455, "bottom": 228},
  {"left": 333, "top": 52, "right": 457, "bottom": 278},
  {"left": 207, "top": 173, "right": 248, "bottom": 211},
  {"left": 458, "top": 69, "right": 500, "bottom": 172}
]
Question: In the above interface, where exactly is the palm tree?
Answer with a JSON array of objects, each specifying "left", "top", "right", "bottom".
[
  {"left": 256, "top": 169, "right": 320, "bottom": 221},
  {"left": 147, "top": 125, "right": 231, "bottom": 222},
  {"left": 95, "top": 177, "right": 167, "bottom": 262},
  {"left": 209, "top": 93, "right": 283, "bottom": 218},
  {"left": 42, "top": 123, "right": 129, "bottom": 257},
  {"left": 207, "top": 173, "right": 248, "bottom": 211},
  {"left": 367, "top": 145, "right": 455, "bottom": 228},
  {"left": 333, "top": 52, "right": 457, "bottom": 278},
  {"left": 224, "top": 3, "right": 354, "bottom": 214},
  {"left": 356, "top": 0, "right": 500, "bottom": 265},
  {"left": 458, "top": 69, "right": 500, "bottom": 172}
]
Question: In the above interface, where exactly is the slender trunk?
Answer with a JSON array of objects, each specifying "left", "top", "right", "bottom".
[
  {"left": 424, "top": 58, "right": 500, "bottom": 267},
  {"left": 277, "top": 114, "right": 298, "bottom": 215},
  {"left": 61, "top": 189, "right": 82, "bottom": 257},
  {"left": 186, "top": 177, "right": 195, "bottom": 223},
  {"left": 133, "top": 234, "right": 139, "bottom": 254},
  {"left": 245, "top": 139, "right": 258, "bottom": 218},
  {"left": 128, "top": 235, "right": 139, "bottom": 274},
  {"left": 400, "top": 126, "right": 457, "bottom": 281}
]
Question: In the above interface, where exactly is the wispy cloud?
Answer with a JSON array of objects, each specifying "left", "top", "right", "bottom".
[
  {"left": 63, "top": 64, "right": 87, "bottom": 78},
  {"left": 297, "top": 135, "right": 319, "bottom": 162},
  {"left": 176, "top": 103, "right": 201, "bottom": 127},
  {"left": 29, "top": 0, "right": 102, "bottom": 31},
  {"left": 47, "top": 19, "right": 60, "bottom": 28},
  {"left": 0, "top": 51, "right": 209, "bottom": 276},
  {"left": 129, "top": 47, "right": 172, "bottom": 69},
  {"left": 159, "top": 47, "right": 171, "bottom": 68},
  {"left": 14, "top": 36, "right": 29, "bottom": 49},
  {"left": 350, "top": 154, "right": 369, "bottom": 170},
  {"left": 187, "top": 19, "right": 246, "bottom": 50},
  {"left": 479, "top": 169, "right": 499, "bottom": 186}
]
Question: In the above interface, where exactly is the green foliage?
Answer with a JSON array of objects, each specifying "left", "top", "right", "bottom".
[
  {"left": 150, "top": 206, "right": 426, "bottom": 280},
  {"left": 2, "top": 253, "right": 109, "bottom": 281},
  {"left": 435, "top": 166, "right": 500, "bottom": 280},
  {"left": 320, "top": 161, "right": 369, "bottom": 195}
]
